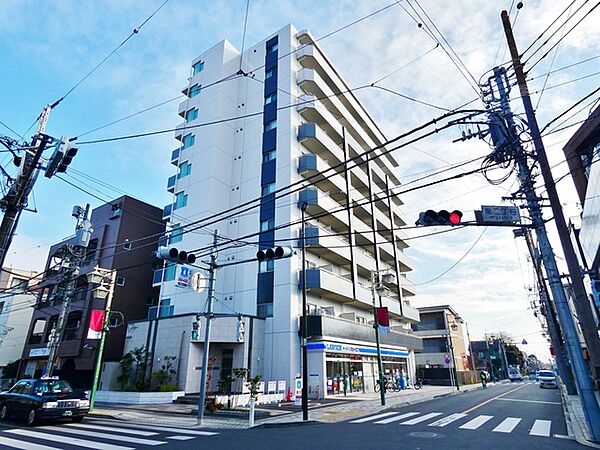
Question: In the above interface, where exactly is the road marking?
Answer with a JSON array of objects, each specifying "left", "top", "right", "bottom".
[
  {"left": 554, "top": 434, "right": 575, "bottom": 440},
  {"left": 64, "top": 422, "right": 159, "bottom": 435},
  {"left": 492, "top": 417, "right": 521, "bottom": 433},
  {"left": 375, "top": 412, "right": 420, "bottom": 424},
  {"left": 399, "top": 412, "right": 443, "bottom": 425},
  {"left": 459, "top": 415, "right": 494, "bottom": 430},
  {"left": 530, "top": 419, "right": 551, "bottom": 437},
  {"left": 88, "top": 419, "right": 219, "bottom": 436},
  {"left": 497, "top": 398, "right": 561, "bottom": 405},
  {"left": 4, "top": 429, "right": 133, "bottom": 450},
  {"left": 461, "top": 383, "right": 529, "bottom": 414},
  {"left": 350, "top": 412, "right": 399, "bottom": 423},
  {"left": 0, "top": 436, "right": 63, "bottom": 450},
  {"left": 39, "top": 425, "right": 166, "bottom": 446},
  {"left": 167, "top": 436, "right": 195, "bottom": 440},
  {"left": 428, "top": 413, "right": 468, "bottom": 427}
]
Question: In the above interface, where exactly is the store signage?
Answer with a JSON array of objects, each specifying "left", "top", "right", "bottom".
[
  {"left": 294, "top": 378, "right": 302, "bottom": 406},
  {"left": 307, "top": 341, "right": 409, "bottom": 357},
  {"left": 176, "top": 265, "right": 191, "bottom": 288},
  {"left": 29, "top": 348, "right": 50, "bottom": 357},
  {"left": 268, "top": 381, "right": 276, "bottom": 393},
  {"left": 277, "top": 380, "right": 286, "bottom": 392}
]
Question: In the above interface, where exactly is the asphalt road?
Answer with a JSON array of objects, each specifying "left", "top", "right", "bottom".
[{"left": 0, "top": 381, "right": 585, "bottom": 449}]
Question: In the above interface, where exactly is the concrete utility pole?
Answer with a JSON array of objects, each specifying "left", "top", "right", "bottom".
[
  {"left": 46, "top": 205, "right": 92, "bottom": 376},
  {"left": 501, "top": 10, "right": 600, "bottom": 387},
  {"left": 370, "top": 271, "right": 386, "bottom": 406},
  {"left": 0, "top": 106, "right": 51, "bottom": 269}
]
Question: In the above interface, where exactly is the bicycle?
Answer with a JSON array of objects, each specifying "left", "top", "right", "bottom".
[
  {"left": 413, "top": 378, "right": 423, "bottom": 390},
  {"left": 374, "top": 379, "right": 394, "bottom": 393}
]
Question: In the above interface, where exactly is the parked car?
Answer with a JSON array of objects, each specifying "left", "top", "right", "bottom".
[
  {"left": 0, "top": 377, "right": 89, "bottom": 426},
  {"left": 538, "top": 370, "right": 558, "bottom": 389}
]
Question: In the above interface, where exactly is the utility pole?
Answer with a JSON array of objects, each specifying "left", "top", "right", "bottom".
[
  {"left": 445, "top": 313, "right": 460, "bottom": 391},
  {"left": 517, "top": 227, "right": 577, "bottom": 394},
  {"left": 197, "top": 229, "right": 218, "bottom": 426},
  {"left": 465, "top": 322, "right": 477, "bottom": 383},
  {"left": 370, "top": 271, "right": 386, "bottom": 406},
  {"left": 489, "top": 17, "right": 600, "bottom": 439},
  {"left": 0, "top": 106, "right": 51, "bottom": 269},
  {"left": 501, "top": 11, "right": 600, "bottom": 388},
  {"left": 46, "top": 205, "right": 92, "bottom": 376},
  {"left": 300, "top": 203, "right": 309, "bottom": 421}
]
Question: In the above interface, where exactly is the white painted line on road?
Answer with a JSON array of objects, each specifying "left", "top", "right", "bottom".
[
  {"left": 459, "top": 415, "right": 494, "bottom": 430},
  {"left": 350, "top": 412, "right": 398, "bottom": 423},
  {"left": 167, "top": 436, "right": 195, "bottom": 440},
  {"left": 428, "top": 413, "right": 468, "bottom": 427},
  {"left": 0, "top": 436, "right": 62, "bottom": 450},
  {"left": 64, "top": 422, "right": 159, "bottom": 436},
  {"left": 374, "top": 412, "right": 420, "bottom": 424},
  {"left": 4, "top": 429, "right": 134, "bottom": 450},
  {"left": 39, "top": 425, "right": 166, "bottom": 446},
  {"left": 530, "top": 419, "right": 551, "bottom": 437},
  {"left": 492, "top": 417, "right": 521, "bottom": 433},
  {"left": 87, "top": 419, "right": 219, "bottom": 436},
  {"left": 399, "top": 412, "right": 443, "bottom": 425},
  {"left": 554, "top": 434, "right": 575, "bottom": 440},
  {"left": 497, "top": 398, "right": 561, "bottom": 405}
]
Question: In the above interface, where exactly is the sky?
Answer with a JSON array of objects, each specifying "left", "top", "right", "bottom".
[{"left": 1, "top": 0, "right": 599, "bottom": 363}]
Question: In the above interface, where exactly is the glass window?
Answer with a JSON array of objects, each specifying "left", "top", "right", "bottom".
[
  {"left": 174, "top": 192, "right": 188, "bottom": 210},
  {"left": 170, "top": 223, "right": 183, "bottom": 244},
  {"left": 265, "top": 93, "right": 277, "bottom": 105},
  {"left": 29, "top": 318, "right": 46, "bottom": 345},
  {"left": 259, "top": 259, "right": 274, "bottom": 273},
  {"left": 260, "top": 219, "right": 274, "bottom": 232},
  {"left": 265, "top": 68, "right": 275, "bottom": 79},
  {"left": 262, "top": 183, "right": 276, "bottom": 196},
  {"left": 192, "top": 61, "right": 204, "bottom": 75},
  {"left": 257, "top": 302, "right": 273, "bottom": 318},
  {"left": 266, "top": 42, "right": 278, "bottom": 53},
  {"left": 34, "top": 380, "right": 73, "bottom": 396},
  {"left": 189, "top": 84, "right": 202, "bottom": 97},
  {"left": 63, "top": 312, "right": 82, "bottom": 341},
  {"left": 263, "top": 150, "right": 276, "bottom": 162},
  {"left": 186, "top": 108, "right": 198, "bottom": 122},
  {"left": 182, "top": 134, "right": 195, "bottom": 149},
  {"left": 264, "top": 120, "right": 277, "bottom": 132},
  {"left": 163, "top": 263, "right": 176, "bottom": 282},
  {"left": 178, "top": 161, "right": 192, "bottom": 178}
]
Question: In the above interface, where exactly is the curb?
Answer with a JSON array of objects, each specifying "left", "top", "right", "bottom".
[
  {"left": 558, "top": 382, "right": 600, "bottom": 449},
  {"left": 253, "top": 420, "right": 320, "bottom": 429}
]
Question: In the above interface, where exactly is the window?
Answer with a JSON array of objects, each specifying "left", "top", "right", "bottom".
[
  {"left": 257, "top": 303, "right": 273, "bottom": 317},
  {"left": 189, "top": 84, "right": 201, "bottom": 97},
  {"left": 263, "top": 150, "right": 276, "bottom": 162},
  {"left": 266, "top": 42, "right": 278, "bottom": 53},
  {"left": 63, "top": 312, "right": 82, "bottom": 341},
  {"left": 116, "top": 277, "right": 126, "bottom": 286},
  {"left": 259, "top": 259, "right": 274, "bottom": 273},
  {"left": 260, "top": 219, "right": 274, "bottom": 232},
  {"left": 84, "top": 238, "right": 98, "bottom": 265},
  {"left": 265, "top": 68, "right": 275, "bottom": 79},
  {"left": 178, "top": 161, "right": 192, "bottom": 178},
  {"left": 174, "top": 191, "right": 188, "bottom": 210},
  {"left": 182, "top": 134, "right": 195, "bottom": 149},
  {"left": 111, "top": 203, "right": 122, "bottom": 219},
  {"left": 192, "top": 61, "right": 204, "bottom": 75},
  {"left": 170, "top": 223, "right": 183, "bottom": 244},
  {"left": 29, "top": 318, "right": 47, "bottom": 345},
  {"left": 262, "top": 183, "right": 276, "bottom": 196},
  {"left": 264, "top": 119, "right": 277, "bottom": 132},
  {"left": 10, "top": 381, "right": 33, "bottom": 396},
  {"left": 186, "top": 108, "right": 198, "bottom": 122},
  {"left": 163, "top": 263, "right": 176, "bottom": 282},
  {"left": 44, "top": 316, "right": 59, "bottom": 343},
  {"left": 10, "top": 277, "right": 27, "bottom": 291},
  {"left": 264, "top": 93, "right": 277, "bottom": 105}
]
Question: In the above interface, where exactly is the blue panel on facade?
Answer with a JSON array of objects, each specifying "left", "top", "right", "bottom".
[
  {"left": 263, "top": 101, "right": 277, "bottom": 124},
  {"left": 298, "top": 154, "right": 317, "bottom": 173},
  {"left": 262, "top": 129, "right": 277, "bottom": 152},
  {"left": 298, "top": 123, "right": 316, "bottom": 142},
  {"left": 266, "top": 51, "right": 278, "bottom": 70},
  {"left": 298, "top": 188, "right": 318, "bottom": 208},
  {"left": 257, "top": 272, "right": 274, "bottom": 303},
  {"left": 304, "top": 226, "right": 319, "bottom": 245},
  {"left": 259, "top": 194, "right": 276, "bottom": 221},
  {"left": 258, "top": 230, "right": 275, "bottom": 248},
  {"left": 299, "top": 268, "right": 321, "bottom": 290},
  {"left": 264, "top": 73, "right": 277, "bottom": 96},
  {"left": 261, "top": 159, "right": 276, "bottom": 185}
]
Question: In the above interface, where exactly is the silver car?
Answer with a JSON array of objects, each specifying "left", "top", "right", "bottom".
[{"left": 538, "top": 370, "right": 557, "bottom": 389}]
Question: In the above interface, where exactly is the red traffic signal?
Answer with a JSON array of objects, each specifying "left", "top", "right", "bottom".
[{"left": 416, "top": 209, "right": 463, "bottom": 226}]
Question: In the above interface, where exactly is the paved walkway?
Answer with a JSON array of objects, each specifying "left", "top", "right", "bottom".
[
  {"left": 559, "top": 382, "right": 600, "bottom": 448},
  {"left": 91, "top": 382, "right": 497, "bottom": 429}
]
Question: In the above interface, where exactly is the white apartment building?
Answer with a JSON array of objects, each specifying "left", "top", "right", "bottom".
[{"left": 125, "top": 24, "right": 422, "bottom": 398}]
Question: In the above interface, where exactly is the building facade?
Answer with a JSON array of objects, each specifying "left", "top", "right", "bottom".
[
  {"left": 20, "top": 196, "right": 164, "bottom": 388},
  {"left": 134, "top": 24, "right": 420, "bottom": 397}
]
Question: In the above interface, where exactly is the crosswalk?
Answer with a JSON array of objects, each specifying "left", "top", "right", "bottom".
[
  {"left": 0, "top": 417, "right": 218, "bottom": 449},
  {"left": 349, "top": 410, "right": 565, "bottom": 438}
]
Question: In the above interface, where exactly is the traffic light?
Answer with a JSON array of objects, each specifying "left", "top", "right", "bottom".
[
  {"left": 191, "top": 316, "right": 200, "bottom": 341},
  {"left": 45, "top": 136, "right": 78, "bottom": 178},
  {"left": 256, "top": 246, "right": 294, "bottom": 261},
  {"left": 155, "top": 246, "right": 197, "bottom": 264},
  {"left": 415, "top": 209, "right": 463, "bottom": 226}
]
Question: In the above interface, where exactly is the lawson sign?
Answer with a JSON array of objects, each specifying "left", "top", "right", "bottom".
[
  {"left": 176, "top": 265, "right": 191, "bottom": 288},
  {"left": 307, "top": 341, "right": 409, "bottom": 357}
]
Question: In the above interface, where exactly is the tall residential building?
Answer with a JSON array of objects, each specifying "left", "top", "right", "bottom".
[
  {"left": 131, "top": 24, "right": 421, "bottom": 397},
  {"left": 20, "top": 196, "right": 164, "bottom": 388}
]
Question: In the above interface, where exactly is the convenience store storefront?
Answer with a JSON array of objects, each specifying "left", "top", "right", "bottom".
[{"left": 307, "top": 340, "right": 413, "bottom": 397}]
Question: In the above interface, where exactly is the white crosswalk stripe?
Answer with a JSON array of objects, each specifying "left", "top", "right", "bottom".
[
  {"left": 493, "top": 417, "right": 522, "bottom": 433},
  {"left": 64, "top": 422, "right": 159, "bottom": 436},
  {"left": 350, "top": 412, "right": 401, "bottom": 423},
  {"left": 428, "top": 413, "right": 468, "bottom": 427},
  {"left": 530, "top": 419, "right": 552, "bottom": 437},
  {"left": 39, "top": 424, "right": 166, "bottom": 446},
  {"left": 458, "top": 414, "right": 494, "bottom": 430},
  {"left": 375, "top": 412, "right": 420, "bottom": 424},
  {"left": 4, "top": 428, "right": 134, "bottom": 450},
  {"left": 0, "top": 436, "right": 63, "bottom": 450},
  {"left": 88, "top": 418, "right": 219, "bottom": 436},
  {"left": 399, "top": 412, "right": 443, "bottom": 425}
]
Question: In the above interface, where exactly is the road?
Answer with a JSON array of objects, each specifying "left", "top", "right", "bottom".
[{"left": 0, "top": 381, "right": 585, "bottom": 449}]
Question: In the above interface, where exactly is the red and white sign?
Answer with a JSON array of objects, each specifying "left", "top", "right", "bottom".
[{"left": 87, "top": 309, "right": 106, "bottom": 339}]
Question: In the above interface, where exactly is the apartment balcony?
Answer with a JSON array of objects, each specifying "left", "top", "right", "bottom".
[
  {"left": 166, "top": 175, "right": 177, "bottom": 193},
  {"left": 298, "top": 188, "right": 348, "bottom": 231},
  {"left": 297, "top": 95, "right": 344, "bottom": 144},
  {"left": 171, "top": 148, "right": 180, "bottom": 166},
  {"left": 304, "top": 225, "right": 352, "bottom": 267},
  {"left": 162, "top": 204, "right": 172, "bottom": 220},
  {"left": 298, "top": 122, "right": 345, "bottom": 167},
  {"left": 298, "top": 153, "right": 347, "bottom": 199}
]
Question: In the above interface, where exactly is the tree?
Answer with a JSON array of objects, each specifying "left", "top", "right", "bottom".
[{"left": 117, "top": 346, "right": 151, "bottom": 391}]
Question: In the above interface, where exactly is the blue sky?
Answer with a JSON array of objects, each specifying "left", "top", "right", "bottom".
[{"left": 2, "top": 0, "right": 599, "bottom": 361}]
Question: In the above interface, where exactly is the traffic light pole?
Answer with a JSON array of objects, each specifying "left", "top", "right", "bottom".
[
  {"left": 197, "top": 229, "right": 218, "bottom": 426},
  {"left": 300, "top": 203, "right": 309, "bottom": 421},
  {"left": 493, "top": 17, "right": 600, "bottom": 439},
  {"left": 370, "top": 271, "right": 386, "bottom": 406}
]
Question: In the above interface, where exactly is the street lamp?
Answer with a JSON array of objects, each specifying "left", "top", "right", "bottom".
[
  {"left": 300, "top": 202, "right": 309, "bottom": 421},
  {"left": 371, "top": 270, "right": 391, "bottom": 406},
  {"left": 445, "top": 315, "right": 460, "bottom": 391}
]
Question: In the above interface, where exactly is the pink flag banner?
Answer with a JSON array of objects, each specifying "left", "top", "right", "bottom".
[{"left": 87, "top": 309, "right": 105, "bottom": 340}]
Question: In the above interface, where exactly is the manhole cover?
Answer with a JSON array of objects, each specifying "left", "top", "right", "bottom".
[{"left": 408, "top": 432, "right": 440, "bottom": 439}]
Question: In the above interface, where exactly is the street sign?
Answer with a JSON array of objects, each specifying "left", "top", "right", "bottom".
[
  {"left": 294, "top": 378, "right": 302, "bottom": 406},
  {"left": 478, "top": 205, "right": 521, "bottom": 224},
  {"left": 444, "top": 353, "right": 451, "bottom": 364},
  {"left": 190, "top": 271, "right": 207, "bottom": 292},
  {"left": 176, "top": 265, "right": 191, "bottom": 288}
]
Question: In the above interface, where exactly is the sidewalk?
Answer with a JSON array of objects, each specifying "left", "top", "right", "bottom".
[
  {"left": 91, "top": 382, "right": 496, "bottom": 429},
  {"left": 559, "top": 383, "right": 600, "bottom": 448}
]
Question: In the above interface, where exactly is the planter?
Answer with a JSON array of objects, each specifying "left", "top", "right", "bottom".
[{"left": 95, "top": 390, "right": 185, "bottom": 405}]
